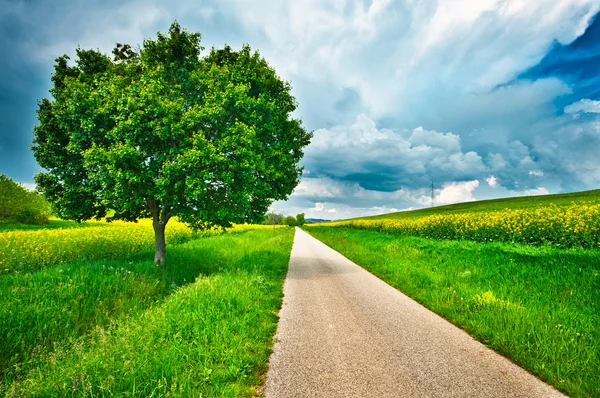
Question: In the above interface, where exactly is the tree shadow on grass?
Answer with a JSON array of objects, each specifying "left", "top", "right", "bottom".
[{"left": 1, "top": 231, "right": 291, "bottom": 385}]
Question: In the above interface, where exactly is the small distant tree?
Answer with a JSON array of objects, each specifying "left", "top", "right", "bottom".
[
  {"left": 264, "top": 212, "right": 283, "bottom": 225},
  {"left": 283, "top": 215, "right": 297, "bottom": 227},
  {"left": 32, "top": 22, "right": 312, "bottom": 263},
  {"left": 295, "top": 213, "right": 305, "bottom": 226},
  {"left": 0, "top": 174, "right": 51, "bottom": 224}
]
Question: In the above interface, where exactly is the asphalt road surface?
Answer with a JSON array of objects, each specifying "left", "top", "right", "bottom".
[{"left": 264, "top": 227, "right": 565, "bottom": 398}]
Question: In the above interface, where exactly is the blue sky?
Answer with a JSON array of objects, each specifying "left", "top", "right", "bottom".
[{"left": 1, "top": 0, "right": 600, "bottom": 219}]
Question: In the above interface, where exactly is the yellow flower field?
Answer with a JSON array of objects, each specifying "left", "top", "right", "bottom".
[
  {"left": 0, "top": 220, "right": 273, "bottom": 273},
  {"left": 317, "top": 202, "right": 600, "bottom": 248}
]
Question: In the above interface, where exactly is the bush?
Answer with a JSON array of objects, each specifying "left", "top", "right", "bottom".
[
  {"left": 264, "top": 212, "right": 284, "bottom": 225},
  {"left": 283, "top": 215, "right": 297, "bottom": 227},
  {"left": 0, "top": 174, "right": 51, "bottom": 225}
]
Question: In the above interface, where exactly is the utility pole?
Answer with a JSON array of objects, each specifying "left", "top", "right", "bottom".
[{"left": 430, "top": 181, "right": 435, "bottom": 207}]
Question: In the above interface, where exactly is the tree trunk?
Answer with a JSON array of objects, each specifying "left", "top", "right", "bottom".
[{"left": 153, "top": 219, "right": 167, "bottom": 264}]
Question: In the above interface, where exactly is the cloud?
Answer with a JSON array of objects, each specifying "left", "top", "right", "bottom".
[
  {"left": 486, "top": 176, "right": 499, "bottom": 188},
  {"left": 433, "top": 180, "right": 480, "bottom": 205},
  {"left": 529, "top": 170, "right": 545, "bottom": 177},
  {"left": 305, "top": 114, "right": 487, "bottom": 191},
  {"left": 313, "top": 202, "right": 337, "bottom": 213},
  {"left": 293, "top": 178, "right": 341, "bottom": 198},
  {"left": 564, "top": 99, "right": 600, "bottom": 114},
  {"left": 523, "top": 187, "right": 550, "bottom": 196}
]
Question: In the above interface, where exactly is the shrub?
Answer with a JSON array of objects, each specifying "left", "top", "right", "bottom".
[
  {"left": 283, "top": 215, "right": 297, "bottom": 227},
  {"left": 0, "top": 174, "right": 51, "bottom": 224}
]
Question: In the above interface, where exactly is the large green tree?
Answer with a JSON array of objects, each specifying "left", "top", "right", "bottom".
[{"left": 32, "top": 22, "right": 311, "bottom": 263}]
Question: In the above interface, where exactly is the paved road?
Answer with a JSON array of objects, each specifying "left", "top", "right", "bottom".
[{"left": 264, "top": 227, "right": 565, "bottom": 398}]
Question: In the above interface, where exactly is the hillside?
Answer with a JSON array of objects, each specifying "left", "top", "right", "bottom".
[{"left": 353, "top": 188, "right": 600, "bottom": 221}]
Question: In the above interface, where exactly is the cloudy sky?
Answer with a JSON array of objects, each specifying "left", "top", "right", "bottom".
[{"left": 1, "top": 0, "right": 600, "bottom": 219}]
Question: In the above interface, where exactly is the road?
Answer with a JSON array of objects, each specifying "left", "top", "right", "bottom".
[{"left": 264, "top": 227, "right": 565, "bottom": 398}]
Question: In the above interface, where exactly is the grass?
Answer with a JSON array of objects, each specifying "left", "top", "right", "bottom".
[
  {"left": 357, "top": 188, "right": 600, "bottom": 221},
  {"left": 1, "top": 226, "right": 294, "bottom": 397},
  {"left": 304, "top": 227, "right": 600, "bottom": 398}
]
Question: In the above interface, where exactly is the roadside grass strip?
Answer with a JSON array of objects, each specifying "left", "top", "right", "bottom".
[
  {"left": 320, "top": 202, "right": 600, "bottom": 249},
  {"left": 304, "top": 227, "right": 600, "bottom": 398},
  {"left": 1, "top": 227, "right": 293, "bottom": 397}
]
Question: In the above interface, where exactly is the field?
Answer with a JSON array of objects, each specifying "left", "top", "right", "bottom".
[
  {"left": 325, "top": 190, "right": 600, "bottom": 249},
  {"left": 306, "top": 189, "right": 600, "bottom": 397},
  {"left": 0, "top": 221, "right": 294, "bottom": 396}
]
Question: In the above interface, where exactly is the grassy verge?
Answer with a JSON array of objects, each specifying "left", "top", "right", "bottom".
[
  {"left": 2, "top": 227, "right": 294, "bottom": 397},
  {"left": 304, "top": 227, "right": 599, "bottom": 398}
]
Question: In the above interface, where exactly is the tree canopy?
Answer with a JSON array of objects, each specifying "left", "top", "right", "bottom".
[{"left": 32, "top": 22, "right": 312, "bottom": 263}]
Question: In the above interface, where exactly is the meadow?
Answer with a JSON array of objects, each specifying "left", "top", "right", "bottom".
[
  {"left": 325, "top": 194, "right": 600, "bottom": 249},
  {"left": 0, "top": 218, "right": 209, "bottom": 274},
  {"left": 1, "top": 222, "right": 293, "bottom": 396},
  {"left": 306, "top": 189, "right": 600, "bottom": 397}
]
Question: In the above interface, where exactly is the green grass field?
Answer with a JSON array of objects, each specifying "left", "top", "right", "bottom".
[
  {"left": 1, "top": 224, "right": 294, "bottom": 397},
  {"left": 306, "top": 189, "right": 600, "bottom": 397}
]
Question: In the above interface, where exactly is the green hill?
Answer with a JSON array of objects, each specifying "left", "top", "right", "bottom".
[{"left": 354, "top": 188, "right": 600, "bottom": 221}]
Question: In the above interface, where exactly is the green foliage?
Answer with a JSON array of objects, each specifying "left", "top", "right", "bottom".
[
  {"left": 0, "top": 174, "right": 50, "bottom": 224},
  {"left": 32, "top": 21, "right": 311, "bottom": 261},
  {"left": 295, "top": 212, "right": 305, "bottom": 226},
  {"left": 305, "top": 227, "right": 600, "bottom": 398},
  {"left": 283, "top": 215, "right": 297, "bottom": 227},
  {"left": 264, "top": 212, "right": 283, "bottom": 225},
  {"left": 1, "top": 227, "right": 294, "bottom": 396}
]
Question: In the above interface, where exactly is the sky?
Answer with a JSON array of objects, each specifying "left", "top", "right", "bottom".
[{"left": 1, "top": 0, "right": 600, "bottom": 220}]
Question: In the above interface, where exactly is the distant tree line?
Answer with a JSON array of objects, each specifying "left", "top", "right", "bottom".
[
  {"left": 264, "top": 212, "right": 305, "bottom": 226},
  {"left": 0, "top": 174, "right": 51, "bottom": 224}
]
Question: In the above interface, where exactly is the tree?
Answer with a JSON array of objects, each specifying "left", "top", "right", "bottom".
[
  {"left": 0, "top": 174, "right": 51, "bottom": 224},
  {"left": 283, "top": 215, "right": 297, "bottom": 227},
  {"left": 295, "top": 213, "right": 305, "bottom": 226},
  {"left": 32, "top": 22, "right": 312, "bottom": 263},
  {"left": 264, "top": 212, "right": 283, "bottom": 225}
]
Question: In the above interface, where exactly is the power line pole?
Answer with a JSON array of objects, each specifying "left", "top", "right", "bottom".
[{"left": 430, "top": 181, "right": 435, "bottom": 207}]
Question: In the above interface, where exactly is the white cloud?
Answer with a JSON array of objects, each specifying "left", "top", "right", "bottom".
[
  {"left": 227, "top": 0, "right": 598, "bottom": 122},
  {"left": 564, "top": 99, "right": 600, "bottom": 114},
  {"left": 311, "top": 202, "right": 338, "bottom": 215},
  {"left": 529, "top": 170, "right": 545, "bottom": 177},
  {"left": 486, "top": 176, "right": 499, "bottom": 188},
  {"left": 523, "top": 187, "right": 550, "bottom": 196},
  {"left": 432, "top": 180, "right": 480, "bottom": 205},
  {"left": 293, "top": 178, "right": 341, "bottom": 198}
]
